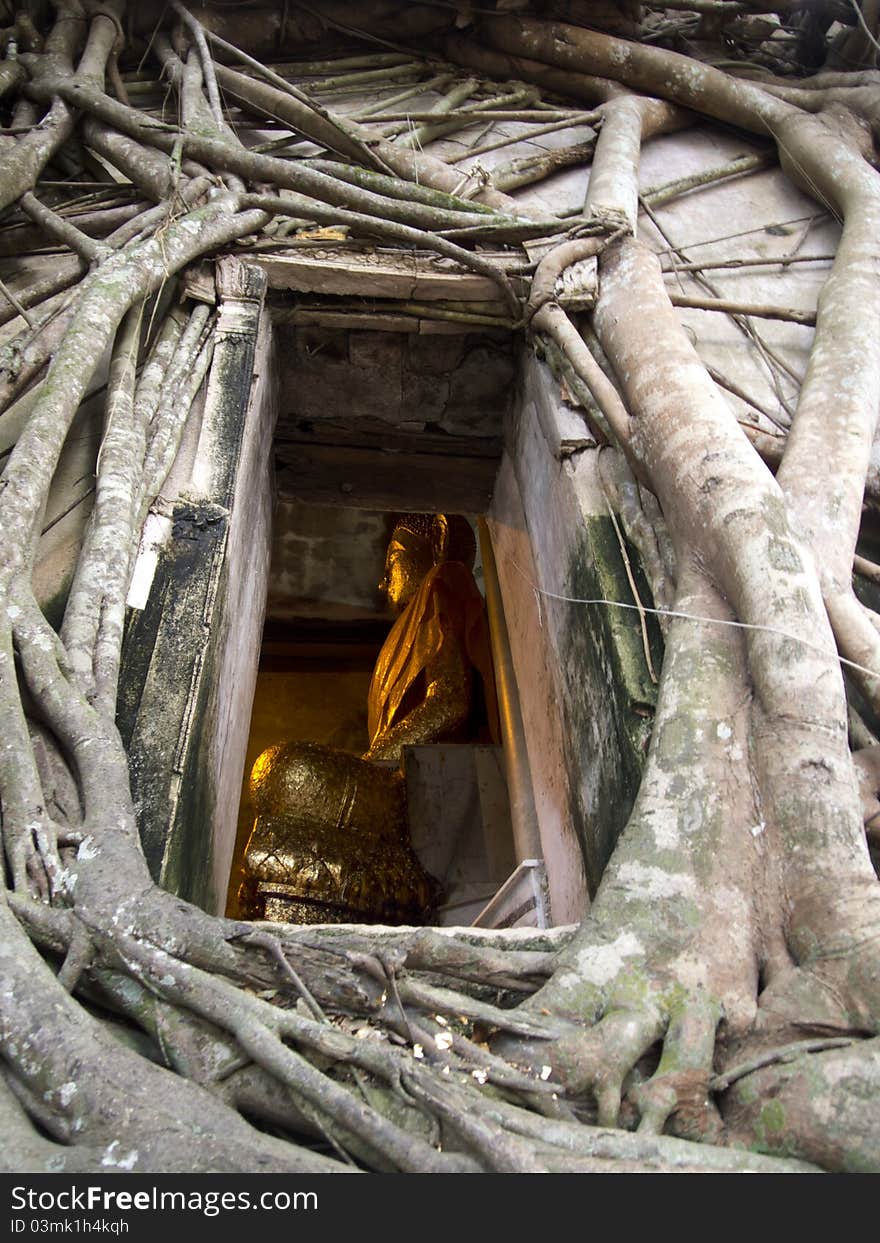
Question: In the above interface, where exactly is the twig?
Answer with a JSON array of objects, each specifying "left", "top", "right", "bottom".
[
  {"left": 849, "top": 703, "right": 879, "bottom": 750},
  {"left": 401, "top": 1068, "right": 550, "bottom": 1173},
  {"left": 642, "top": 151, "right": 775, "bottom": 209},
  {"left": 394, "top": 77, "right": 479, "bottom": 149},
  {"left": 240, "top": 191, "right": 521, "bottom": 316},
  {"left": 307, "top": 299, "right": 513, "bottom": 328},
  {"left": 374, "top": 108, "right": 583, "bottom": 125},
  {"left": 490, "top": 139, "right": 596, "bottom": 193},
  {"left": 170, "top": 2, "right": 225, "bottom": 129},
  {"left": 18, "top": 192, "right": 112, "bottom": 265},
  {"left": 237, "top": 929, "right": 329, "bottom": 1024},
  {"left": 395, "top": 975, "right": 564, "bottom": 1040},
  {"left": 710, "top": 1037, "right": 857, "bottom": 1092},
  {"left": 107, "top": 51, "right": 130, "bottom": 106},
  {"left": 648, "top": 0, "right": 747, "bottom": 8},
  {"left": 0, "top": 276, "right": 35, "bottom": 327},
  {"left": 706, "top": 362, "right": 789, "bottom": 433},
  {"left": 303, "top": 157, "right": 497, "bottom": 216},
  {"left": 600, "top": 470, "right": 659, "bottom": 684},
  {"left": 854, "top": 554, "right": 880, "bottom": 586},
  {"left": 279, "top": 54, "right": 415, "bottom": 75},
  {"left": 650, "top": 213, "right": 828, "bottom": 259},
  {"left": 444, "top": 112, "right": 602, "bottom": 163},
  {"left": 661, "top": 253, "right": 834, "bottom": 274},
  {"left": 668, "top": 291, "right": 815, "bottom": 326},
  {"left": 417, "top": 1012, "right": 560, "bottom": 1098},
  {"left": 351, "top": 72, "right": 455, "bottom": 121},
  {"left": 40, "top": 485, "right": 96, "bottom": 537},
  {"left": 640, "top": 193, "right": 801, "bottom": 407},
  {"left": 204, "top": 29, "right": 391, "bottom": 173},
  {"left": 57, "top": 924, "right": 95, "bottom": 993},
  {"left": 531, "top": 300, "right": 635, "bottom": 460},
  {"left": 304, "top": 64, "right": 424, "bottom": 94},
  {"left": 847, "top": 0, "right": 880, "bottom": 60}
]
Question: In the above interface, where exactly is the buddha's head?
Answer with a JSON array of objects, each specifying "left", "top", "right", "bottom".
[{"left": 379, "top": 513, "right": 476, "bottom": 612}]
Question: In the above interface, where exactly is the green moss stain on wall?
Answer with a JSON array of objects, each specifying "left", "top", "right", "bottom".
[{"left": 559, "top": 515, "right": 660, "bottom": 894}]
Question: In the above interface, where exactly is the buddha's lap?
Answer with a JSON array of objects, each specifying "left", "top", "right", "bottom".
[{"left": 248, "top": 741, "right": 407, "bottom": 845}]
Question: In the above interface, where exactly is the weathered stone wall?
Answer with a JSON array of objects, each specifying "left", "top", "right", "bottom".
[
  {"left": 492, "top": 348, "right": 659, "bottom": 905},
  {"left": 489, "top": 458, "right": 587, "bottom": 925},
  {"left": 267, "top": 500, "right": 392, "bottom": 623},
  {"left": 119, "top": 263, "right": 276, "bottom": 913},
  {"left": 272, "top": 322, "right": 512, "bottom": 513}
]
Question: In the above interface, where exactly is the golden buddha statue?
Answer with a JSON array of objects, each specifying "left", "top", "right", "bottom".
[{"left": 240, "top": 513, "right": 497, "bottom": 925}]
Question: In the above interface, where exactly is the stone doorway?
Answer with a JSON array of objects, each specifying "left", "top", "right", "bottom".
[{"left": 117, "top": 263, "right": 559, "bottom": 928}]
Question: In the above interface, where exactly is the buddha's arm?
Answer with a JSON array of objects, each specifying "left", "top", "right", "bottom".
[{"left": 364, "top": 643, "right": 472, "bottom": 761}]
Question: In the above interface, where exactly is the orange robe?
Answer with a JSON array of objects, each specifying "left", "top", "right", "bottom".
[{"left": 366, "top": 560, "right": 499, "bottom": 751}]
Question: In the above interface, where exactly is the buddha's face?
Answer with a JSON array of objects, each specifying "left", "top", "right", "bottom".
[{"left": 379, "top": 526, "right": 435, "bottom": 612}]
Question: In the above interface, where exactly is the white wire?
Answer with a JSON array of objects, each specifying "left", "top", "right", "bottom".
[{"left": 509, "top": 557, "right": 880, "bottom": 683}]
